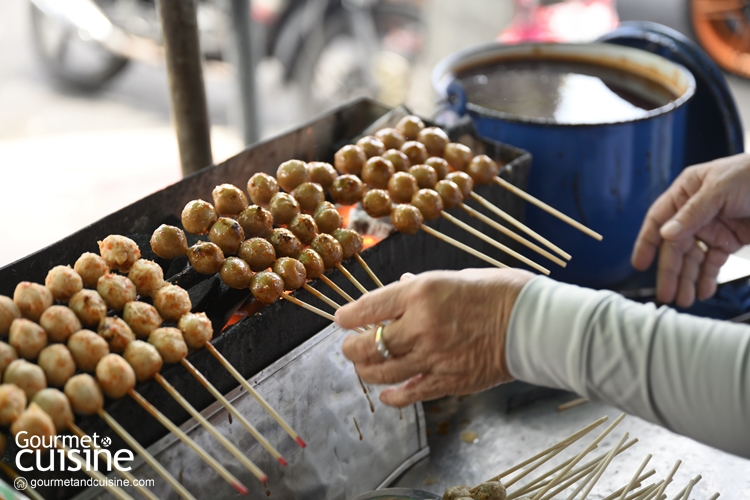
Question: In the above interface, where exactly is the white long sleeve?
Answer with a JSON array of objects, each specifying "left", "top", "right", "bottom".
[{"left": 505, "top": 276, "right": 750, "bottom": 458}]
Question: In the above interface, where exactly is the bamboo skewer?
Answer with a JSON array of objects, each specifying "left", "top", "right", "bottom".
[
  {"left": 538, "top": 461, "right": 604, "bottom": 500},
  {"left": 557, "top": 397, "right": 590, "bottom": 412},
  {"left": 676, "top": 477, "right": 699, "bottom": 500},
  {"left": 153, "top": 374, "right": 268, "bottom": 483},
  {"left": 441, "top": 212, "right": 550, "bottom": 274},
  {"left": 654, "top": 461, "right": 682, "bottom": 500},
  {"left": 470, "top": 192, "right": 571, "bottom": 260},
  {"left": 642, "top": 481, "right": 666, "bottom": 500},
  {"left": 203, "top": 342, "right": 306, "bottom": 447},
  {"left": 600, "top": 470, "right": 657, "bottom": 500},
  {"left": 354, "top": 253, "right": 384, "bottom": 287},
  {"left": 303, "top": 284, "right": 342, "bottom": 310},
  {"left": 319, "top": 275, "right": 356, "bottom": 303},
  {"left": 618, "top": 455, "right": 653, "bottom": 500},
  {"left": 504, "top": 438, "right": 588, "bottom": 489},
  {"left": 493, "top": 176, "right": 603, "bottom": 241},
  {"left": 421, "top": 225, "right": 508, "bottom": 269},
  {"left": 707, "top": 493, "right": 720, "bottom": 500},
  {"left": 0, "top": 462, "right": 45, "bottom": 500},
  {"left": 68, "top": 422, "right": 160, "bottom": 500},
  {"left": 281, "top": 293, "right": 335, "bottom": 321},
  {"left": 58, "top": 444, "right": 134, "bottom": 500},
  {"left": 461, "top": 203, "right": 567, "bottom": 267},
  {"left": 97, "top": 409, "right": 197, "bottom": 500},
  {"left": 531, "top": 413, "right": 626, "bottom": 500},
  {"left": 127, "top": 388, "right": 250, "bottom": 494},
  {"left": 579, "top": 432, "right": 630, "bottom": 500},
  {"left": 180, "top": 358, "right": 287, "bottom": 465},
  {"left": 335, "top": 263, "right": 370, "bottom": 294}
]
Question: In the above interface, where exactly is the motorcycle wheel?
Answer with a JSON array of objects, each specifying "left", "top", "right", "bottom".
[
  {"left": 292, "top": 2, "right": 424, "bottom": 118},
  {"left": 29, "top": 1, "right": 130, "bottom": 90},
  {"left": 691, "top": 0, "right": 750, "bottom": 78}
]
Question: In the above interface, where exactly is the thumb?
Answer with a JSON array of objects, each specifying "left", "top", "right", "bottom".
[{"left": 660, "top": 187, "right": 720, "bottom": 241}]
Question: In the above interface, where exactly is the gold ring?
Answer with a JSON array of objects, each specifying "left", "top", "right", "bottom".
[{"left": 375, "top": 325, "right": 391, "bottom": 360}]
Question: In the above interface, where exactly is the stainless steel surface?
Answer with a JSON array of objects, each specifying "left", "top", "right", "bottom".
[
  {"left": 393, "top": 384, "right": 750, "bottom": 498},
  {"left": 352, "top": 488, "right": 441, "bottom": 500},
  {"left": 76, "top": 322, "right": 427, "bottom": 500}
]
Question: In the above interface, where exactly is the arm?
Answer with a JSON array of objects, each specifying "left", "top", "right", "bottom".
[{"left": 507, "top": 276, "right": 750, "bottom": 458}]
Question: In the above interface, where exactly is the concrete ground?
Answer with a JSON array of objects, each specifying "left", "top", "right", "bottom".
[{"left": 1, "top": 0, "right": 750, "bottom": 267}]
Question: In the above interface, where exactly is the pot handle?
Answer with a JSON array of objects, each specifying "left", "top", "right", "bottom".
[{"left": 446, "top": 80, "right": 468, "bottom": 116}]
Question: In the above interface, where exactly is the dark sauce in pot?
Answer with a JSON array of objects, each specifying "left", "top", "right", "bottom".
[{"left": 456, "top": 59, "right": 677, "bottom": 124}]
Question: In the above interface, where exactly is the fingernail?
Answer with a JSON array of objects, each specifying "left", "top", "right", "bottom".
[{"left": 661, "top": 220, "right": 683, "bottom": 239}]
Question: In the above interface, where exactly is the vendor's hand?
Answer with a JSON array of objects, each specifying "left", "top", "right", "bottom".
[
  {"left": 335, "top": 268, "right": 534, "bottom": 408},
  {"left": 632, "top": 153, "right": 750, "bottom": 307}
]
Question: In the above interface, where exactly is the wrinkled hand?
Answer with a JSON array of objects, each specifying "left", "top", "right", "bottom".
[
  {"left": 632, "top": 153, "right": 750, "bottom": 307},
  {"left": 335, "top": 268, "right": 534, "bottom": 408}
]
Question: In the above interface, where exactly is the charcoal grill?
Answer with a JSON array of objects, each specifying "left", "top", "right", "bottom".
[{"left": 0, "top": 98, "right": 531, "bottom": 499}]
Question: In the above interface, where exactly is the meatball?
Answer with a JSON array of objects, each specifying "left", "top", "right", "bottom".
[
  {"left": 444, "top": 142, "right": 473, "bottom": 171},
  {"left": 9, "top": 319, "right": 47, "bottom": 360},
  {"left": 212, "top": 183, "right": 248, "bottom": 216},
  {"left": 39, "top": 305, "right": 82, "bottom": 346},
  {"left": 273, "top": 257, "right": 307, "bottom": 290},
  {"left": 268, "top": 228, "right": 303, "bottom": 258},
  {"left": 98, "top": 235, "right": 141, "bottom": 273},
  {"left": 177, "top": 312, "right": 213, "bottom": 350},
  {"left": 0, "top": 341, "right": 18, "bottom": 375},
  {"left": 473, "top": 481, "right": 507, "bottom": 500},
  {"left": 269, "top": 192, "right": 301, "bottom": 226},
  {"left": 38, "top": 344, "right": 76, "bottom": 387},
  {"left": 11, "top": 403, "right": 55, "bottom": 450},
  {"left": 307, "top": 162, "right": 338, "bottom": 189},
  {"left": 356, "top": 135, "right": 386, "bottom": 158},
  {"left": 64, "top": 374, "right": 104, "bottom": 415},
  {"left": 330, "top": 175, "right": 364, "bottom": 205},
  {"left": 296, "top": 249, "right": 325, "bottom": 279},
  {"left": 148, "top": 327, "right": 188, "bottom": 364},
  {"left": 152, "top": 284, "right": 192, "bottom": 322},
  {"left": 239, "top": 238, "right": 276, "bottom": 272},
  {"left": 277, "top": 160, "right": 309, "bottom": 192},
  {"left": 388, "top": 172, "right": 419, "bottom": 204},
  {"left": 13, "top": 282, "right": 53, "bottom": 322},
  {"left": 0, "top": 384, "right": 26, "bottom": 427},
  {"left": 375, "top": 127, "right": 406, "bottom": 150},
  {"left": 314, "top": 207, "right": 343, "bottom": 234},
  {"left": 0, "top": 295, "right": 21, "bottom": 336},
  {"left": 334, "top": 145, "right": 367, "bottom": 175},
  {"left": 238, "top": 205, "right": 274, "bottom": 238},
  {"left": 182, "top": 199, "right": 218, "bottom": 235},
  {"left": 314, "top": 201, "right": 337, "bottom": 214},
  {"left": 123, "top": 340, "right": 163, "bottom": 382},
  {"left": 150, "top": 224, "right": 189, "bottom": 260},
  {"left": 409, "top": 164, "right": 438, "bottom": 189},
  {"left": 97, "top": 273, "right": 137, "bottom": 311},
  {"left": 382, "top": 149, "right": 410, "bottom": 172},
  {"left": 288, "top": 214, "right": 319, "bottom": 245},
  {"left": 443, "top": 485, "right": 472, "bottom": 500},
  {"left": 4, "top": 359, "right": 46, "bottom": 400},
  {"left": 128, "top": 259, "right": 165, "bottom": 297},
  {"left": 123, "top": 301, "right": 162, "bottom": 338},
  {"left": 362, "top": 156, "right": 395, "bottom": 189},
  {"left": 391, "top": 204, "right": 424, "bottom": 234},
  {"left": 74, "top": 253, "right": 110, "bottom": 289},
  {"left": 417, "top": 126, "right": 450, "bottom": 157},
  {"left": 250, "top": 271, "right": 285, "bottom": 305},
  {"left": 467, "top": 154, "right": 500, "bottom": 185},
  {"left": 220, "top": 257, "right": 253, "bottom": 289},
  {"left": 362, "top": 189, "right": 393, "bottom": 218},
  {"left": 333, "top": 228, "right": 364, "bottom": 260},
  {"left": 425, "top": 157, "right": 451, "bottom": 180},
  {"left": 98, "top": 316, "right": 136, "bottom": 354},
  {"left": 32, "top": 388, "right": 74, "bottom": 432},
  {"left": 247, "top": 173, "right": 279, "bottom": 207},
  {"left": 435, "top": 180, "right": 464, "bottom": 209},
  {"left": 310, "top": 233, "right": 343, "bottom": 269},
  {"left": 68, "top": 290, "right": 107, "bottom": 327},
  {"left": 209, "top": 217, "right": 245, "bottom": 255},
  {"left": 401, "top": 141, "right": 429, "bottom": 166},
  {"left": 292, "top": 182, "right": 326, "bottom": 213},
  {"left": 446, "top": 171, "right": 474, "bottom": 198},
  {"left": 67, "top": 330, "right": 109, "bottom": 372},
  {"left": 96, "top": 354, "right": 136, "bottom": 399},
  {"left": 45, "top": 265, "right": 83, "bottom": 302},
  {"left": 411, "top": 189, "right": 444, "bottom": 221},
  {"left": 187, "top": 241, "right": 225, "bottom": 275},
  {"left": 395, "top": 115, "right": 425, "bottom": 140}
]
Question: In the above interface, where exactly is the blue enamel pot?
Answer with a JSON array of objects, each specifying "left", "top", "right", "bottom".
[{"left": 433, "top": 43, "right": 696, "bottom": 289}]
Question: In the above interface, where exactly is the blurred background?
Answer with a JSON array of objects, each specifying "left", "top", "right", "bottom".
[{"left": 3, "top": 0, "right": 750, "bottom": 268}]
